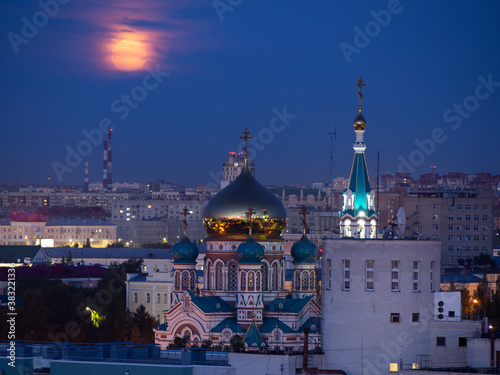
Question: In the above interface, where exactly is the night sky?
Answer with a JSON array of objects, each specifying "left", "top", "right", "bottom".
[{"left": 1, "top": 1, "right": 500, "bottom": 187}]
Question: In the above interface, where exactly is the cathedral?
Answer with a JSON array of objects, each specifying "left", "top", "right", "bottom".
[{"left": 154, "top": 129, "right": 321, "bottom": 351}]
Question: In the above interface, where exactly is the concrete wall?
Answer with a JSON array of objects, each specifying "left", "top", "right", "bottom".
[
  {"left": 322, "top": 239, "right": 441, "bottom": 375},
  {"left": 228, "top": 353, "right": 303, "bottom": 375}
]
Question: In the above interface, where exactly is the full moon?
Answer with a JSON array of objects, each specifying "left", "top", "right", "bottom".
[{"left": 111, "top": 40, "right": 148, "bottom": 71}]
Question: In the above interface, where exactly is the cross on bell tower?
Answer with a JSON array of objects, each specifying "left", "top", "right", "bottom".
[{"left": 355, "top": 77, "right": 365, "bottom": 109}]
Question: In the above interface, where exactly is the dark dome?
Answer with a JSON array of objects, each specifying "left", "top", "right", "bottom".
[
  {"left": 291, "top": 233, "right": 318, "bottom": 264},
  {"left": 171, "top": 235, "right": 199, "bottom": 264},
  {"left": 203, "top": 163, "right": 287, "bottom": 240},
  {"left": 354, "top": 109, "right": 366, "bottom": 131},
  {"left": 237, "top": 234, "right": 264, "bottom": 264}
]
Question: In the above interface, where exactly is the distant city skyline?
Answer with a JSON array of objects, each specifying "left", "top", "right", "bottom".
[{"left": 2, "top": 1, "right": 500, "bottom": 186}]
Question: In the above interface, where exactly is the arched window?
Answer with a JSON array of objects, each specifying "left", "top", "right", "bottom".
[
  {"left": 216, "top": 262, "right": 223, "bottom": 290},
  {"left": 256, "top": 271, "right": 261, "bottom": 291},
  {"left": 272, "top": 263, "right": 278, "bottom": 290},
  {"left": 182, "top": 271, "right": 189, "bottom": 290},
  {"left": 174, "top": 271, "right": 180, "bottom": 290},
  {"left": 295, "top": 271, "right": 301, "bottom": 291},
  {"left": 248, "top": 271, "right": 254, "bottom": 291},
  {"left": 228, "top": 263, "right": 238, "bottom": 291},
  {"left": 261, "top": 263, "right": 268, "bottom": 291},
  {"left": 191, "top": 270, "right": 196, "bottom": 290},
  {"left": 241, "top": 272, "right": 246, "bottom": 291},
  {"left": 302, "top": 271, "right": 309, "bottom": 290},
  {"left": 309, "top": 271, "right": 315, "bottom": 290},
  {"left": 206, "top": 262, "right": 211, "bottom": 289}
]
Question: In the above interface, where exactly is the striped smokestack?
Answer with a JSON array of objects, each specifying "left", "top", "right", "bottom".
[
  {"left": 84, "top": 158, "right": 89, "bottom": 193},
  {"left": 107, "top": 129, "right": 112, "bottom": 190},
  {"left": 103, "top": 140, "right": 108, "bottom": 191}
]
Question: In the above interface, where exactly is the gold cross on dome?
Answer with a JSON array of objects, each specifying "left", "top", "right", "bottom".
[
  {"left": 300, "top": 206, "right": 309, "bottom": 233},
  {"left": 355, "top": 77, "right": 365, "bottom": 106},
  {"left": 240, "top": 128, "right": 252, "bottom": 158},
  {"left": 181, "top": 206, "right": 190, "bottom": 235}
]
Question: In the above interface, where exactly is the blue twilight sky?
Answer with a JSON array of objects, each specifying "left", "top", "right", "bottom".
[{"left": 1, "top": 1, "right": 500, "bottom": 187}]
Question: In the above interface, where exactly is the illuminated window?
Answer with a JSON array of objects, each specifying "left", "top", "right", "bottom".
[{"left": 389, "top": 363, "right": 398, "bottom": 372}]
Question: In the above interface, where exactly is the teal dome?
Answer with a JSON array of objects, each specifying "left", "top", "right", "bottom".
[
  {"left": 237, "top": 234, "right": 264, "bottom": 264},
  {"left": 291, "top": 233, "right": 318, "bottom": 263},
  {"left": 172, "top": 235, "right": 199, "bottom": 264}
]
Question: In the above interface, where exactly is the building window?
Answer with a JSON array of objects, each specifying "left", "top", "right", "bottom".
[
  {"left": 457, "top": 235, "right": 462, "bottom": 241},
  {"left": 390, "top": 363, "right": 399, "bottom": 372},
  {"left": 474, "top": 246, "right": 479, "bottom": 252},
  {"left": 146, "top": 293, "right": 151, "bottom": 303},
  {"left": 483, "top": 215, "right": 488, "bottom": 221},
  {"left": 465, "top": 215, "right": 470, "bottom": 221},
  {"left": 457, "top": 215, "right": 462, "bottom": 221},
  {"left": 448, "top": 256, "right": 453, "bottom": 262},
  {"left": 474, "top": 205, "right": 479, "bottom": 211},
  {"left": 449, "top": 215, "right": 454, "bottom": 221},
  {"left": 366, "top": 260, "right": 374, "bottom": 291},
  {"left": 343, "top": 260, "right": 350, "bottom": 291},
  {"left": 437, "top": 337, "right": 446, "bottom": 346},
  {"left": 433, "top": 214, "right": 438, "bottom": 221},
  {"left": 457, "top": 204, "right": 462, "bottom": 210},
  {"left": 448, "top": 225, "right": 453, "bottom": 230},
  {"left": 457, "top": 246, "right": 462, "bottom": 252},
  {"left": 133, "top": 292, "right": 138, "bottom": 303},
  {"left": 163, "top": 293, "right": 168, "bottom": 304},
  {"left": 433, "top": 224, "right": 438, "bottom": 230},
  {"left": 465, "top": 204, "right": 470, "bottom": 211},
  {"left": 433, "top": 204, "right": 438, "bottom": 210},
  {"left": 448, "top": 245, "right": 453, "bottom": 252},
  {"left": 449, "top": 311, "right": 455, "bottom": 318},
  {"left": 474, "top": 215, "right": 479, "bottom": 221},
  {"left": 483, "top": 205, "right": 488, "bottom": 211},
  {"left": 391, "top": 261, "right": 400, "bottom": 292},
  {"left": 412, "top": 313, "right": 420, "bottom": 322},
  {"left": 413, "top": 261, "right": 420, "bottom": 292},
  {"left": 156, "top": 293, "right": 160, "bottom": 303},
  {"left": 459, "top": 337, "right": 467, "bottom": 347},
  {"left": 390, "top": 313, "right": 400, "bottom": 323}
]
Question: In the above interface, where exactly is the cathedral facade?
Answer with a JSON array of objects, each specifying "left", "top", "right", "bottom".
[{"left": 154, "top": 130, "right": 320, "bottom": 351}]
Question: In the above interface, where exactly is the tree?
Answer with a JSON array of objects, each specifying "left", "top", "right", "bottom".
[
  {"left": 131, "top": 305, "right": 158, "bottom": 344},
  {"left": 67, "top": 250, "right": 74, "bottom": 265},
  {"left": 201, "top": 339, "right": 213, "bottom": 349},
  {"left": 169, "top": 332, "right": 191, "bottom": 348},
  {"left": 85, "top": 238, "right": 92, "bottom": 248},
  {"left": 107, "top": 242, "right": 124, "bottom": 248},
  {"left": 474, "top": 253, "right": 496, "bottom": 268},
  {"left": 230, "top": 334, "right": 244, "bottom": 352}
]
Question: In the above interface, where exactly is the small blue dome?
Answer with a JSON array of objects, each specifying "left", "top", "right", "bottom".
[
  {"left": 237, "top": 234, "right": 264, "bottom": 264},
  {"left": 291, "top": 233, "right": 318, "bottom": 263},
  {"left": 172, "top": 235, "right": 199, "bottom": 264}
]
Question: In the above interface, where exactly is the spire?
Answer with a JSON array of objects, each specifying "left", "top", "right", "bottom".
[
  {"left": 181, "top": 206, "right": 190, "bottom": 236},
  {"left": 240, "top": 128, "right": 252, "bottom": 168}
]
